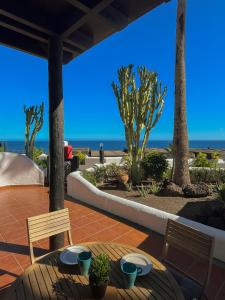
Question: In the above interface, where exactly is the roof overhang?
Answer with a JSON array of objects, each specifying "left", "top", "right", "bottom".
[{"left": 0, "top": 0, "right": 168, "bottom": 64}]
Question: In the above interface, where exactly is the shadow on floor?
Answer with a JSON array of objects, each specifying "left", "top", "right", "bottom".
[{"left": 0, "top": 241, "right": 48, "bottom": 257}]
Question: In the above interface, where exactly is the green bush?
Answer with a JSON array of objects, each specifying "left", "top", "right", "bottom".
[
  {"left": 149, "top": 181, "right": 162, "bottom": 194},
  {"left": 82, "top": 171, "right": 97, "bottom": 186},
  {"left": 211, "top": 151, "right": 220, "bottom": 160},
  {"left": 216, "top": 183, "right": 225, "bottom": 204},
  {"left": 137, "top": 184, "right": 150, "bottom": 198},
  {"left": 93, "top": 166, "right": 107, "bottom": 183},
  {"left": 33, "top": 147, "right": 48, "bottom": 169},
  {"left": 141, "top": 151, "right": 168, "bottom": 181},
  {"left": 190, "top": 168, "right": 225, "bottom": 184},
  {"left": 89, "top": 254, "right": 110, "bottom": 286},
  {"left": 105, "top": 163, "right": 120, "bottom": 180},
  {"left": 73, "top": 151, "right": 86, "bottom": 165},
  {"left": 121, "top": 155, "right": 132, "bottom": 171},
  {"left": 192, "top": 152, "right": 216, "bottom": 168}
]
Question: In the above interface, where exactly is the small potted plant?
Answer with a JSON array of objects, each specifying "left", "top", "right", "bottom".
[{"left": 89, "top": 253, "right": 110, "bottom": 299}]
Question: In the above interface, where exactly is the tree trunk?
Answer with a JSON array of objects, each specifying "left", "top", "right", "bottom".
[
  {"left": 173, "top": 0, "right": 191, "bottom": 187},
  {"left": 131, "top": 153, "right": 141, "bottom": 186},
  {"left": 48, "top": 34, "right": 65, "bottom": 251}
]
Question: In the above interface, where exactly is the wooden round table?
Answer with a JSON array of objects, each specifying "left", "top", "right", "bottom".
[{"left": 4, "top": 242, "right": 184, "bottom": 300}]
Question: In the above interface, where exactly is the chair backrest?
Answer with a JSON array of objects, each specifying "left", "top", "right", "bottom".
[
  {"left": 27, "top": 208, "right": 73, "bottom": 264},
  {"left": 162, "top": 220, "right": 214, "bottom": 296}
]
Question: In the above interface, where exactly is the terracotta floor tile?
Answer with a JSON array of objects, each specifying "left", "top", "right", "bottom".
[
  {"left": 0, "top": 266, "right": 22, "bottom": 288},
  {"left": 73, "top": 216, "right": 96, "bottom": 227},
  {"left": 79, "top": 222, "right": 105, "bottom": 236},
  {"left": 110, "top": 222, "right": 133, "bottom": 235},
  {"left": 88, "top": 229, "right": 120, "bottom": 242},
  {"left": 13, "top": 253, "right": 30, "bottom": 271},
  {"left": 0, "top": 254, "right": 21, "bottom": 271}
]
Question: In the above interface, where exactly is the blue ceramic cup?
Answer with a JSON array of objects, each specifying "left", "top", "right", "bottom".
[
  {"left": 77, "top": 251, "right": 92, "bottom": 276},
  {"left": 121, "top": 262, "right": 142, "bottom": 288}
]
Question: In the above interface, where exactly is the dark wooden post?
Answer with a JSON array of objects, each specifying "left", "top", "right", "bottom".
[{"left": 48, "top": 34, "right": 64, "bottom": 250}]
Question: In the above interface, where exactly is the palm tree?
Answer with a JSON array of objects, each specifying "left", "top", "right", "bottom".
[{"left": 173, "top": 0, "right": 191, "bottom": 186}]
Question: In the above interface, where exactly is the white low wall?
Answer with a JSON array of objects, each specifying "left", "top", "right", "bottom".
[
  {"left": 68, "top": 171, "right": 225, "bottom": 263},
  {"left": 0, "top": 152, "right": 44, "bottom": 187},
  {"left": 85, "top": 156, "right": 122, "bottom": 165}
]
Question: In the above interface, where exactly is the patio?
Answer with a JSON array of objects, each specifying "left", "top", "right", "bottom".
[{"left": 0, "top": 186, "right": 225, "bottom": 299}]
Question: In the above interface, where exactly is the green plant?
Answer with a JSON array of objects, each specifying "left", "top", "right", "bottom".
[
  {"left": 216, "top": 183, "right": 225, "bottom": 204},
  {"left": 104, "top": 163, "right": 120, "bottom": 181},
  {"left": 142, "top": 151, "right": 168, "bottom": 181},
  {"left": 124, "top": 182, "right": 132, "bottom": 192},
  {"left": 165, "top": 144, "right": 175, "bottom": 180},
  {"left": 163, "top": 168, "right": 172, "bottom": 181},
  {"left": 190, "top": 168, "right": 225, "bottom": 184},
  {"left": 121, "top": 155, "right": 132, "bottom": 172},
  {"left": 74, "top": 151, "right": 86, "bottom": 165},
  {"left": 33, "top": 147, "right": 48, "bottom": 169},
  {"left": 192, "top": 152, "right": 216, "bottom": 168},
  {"left": 24, "top": 102, "right": 44, "bottom": 159},
  {"left": 0, "top": 142, "right": 5, "bottom": 152},
  {"left": 93, "top": 166, "right": 107, "bottom": 183},
  {"left": 137, "top": 184, "right": 151, "bottom": 198},
  {"left": 149, "top": 181, "right": 162, "bottom": 194},
  {"left": 82, "top": 171, "right": 97, "bottom": 186},
  {"left": 211, "top": 151, "right": 220, "bottom": 160},
  {"left": 112, "top": 64, "right": 166, "bottom": 185},
  {"left": 89, "top": 254, "right": 110, "bottom": 286}
]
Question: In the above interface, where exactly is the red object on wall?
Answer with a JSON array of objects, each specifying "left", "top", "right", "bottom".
[{"left": 64, "top": 145, "right": 73, "bottom": 159}]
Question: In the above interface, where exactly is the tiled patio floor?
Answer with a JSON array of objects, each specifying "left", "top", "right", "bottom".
[{"left": 0, "top": 186, "right": 225, "bottom": 299}]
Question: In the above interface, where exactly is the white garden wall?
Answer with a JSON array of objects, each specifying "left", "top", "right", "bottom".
[
  {"left": 68, "top": 170, "right": 225, "bottom": 263},
  {"left": 0, "top": 152, "right": 44, "bottom": 187}
]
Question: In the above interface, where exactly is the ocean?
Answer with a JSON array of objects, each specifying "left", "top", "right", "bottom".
[{"left": 1, "top": 140, "right": 225, "bottom": 154}]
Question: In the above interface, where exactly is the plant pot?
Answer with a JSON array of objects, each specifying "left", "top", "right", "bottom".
[
  {"left": 118, "top": 174, "right": 129, "bottom": 184},
  {"left": 89, "top": 279, "right": 109, "bottom": 299}
]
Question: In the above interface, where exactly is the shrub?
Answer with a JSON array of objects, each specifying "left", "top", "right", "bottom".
[
  {"left": 141, "top": 151, "right": 168, "bottom": 181},
  {"left": 105, "top": 163, "right": 120, "bottom": 180},
  {"left": 74, "top": 151, "right": 86, "bottom": 165},
  {"left": 149, "top": 182, "right": 162, "bottom": 194},
  {"left": 82, "top": 171, "right": 97, "bottom": 186},
  {"left": 211, "top": 151, "right": 220, "bottom": 160},
  {"left": 192, "top": 152, "right": 216, "bottom": 168},
  {"left": 190, "top": 168, "right": 225, "bottom": 184},
  {"left": 137, "top": 184, "right": 150, "bottom": 198},
  {"left": 93, "top": 166, "right": 107, "bottom": 183},
  {"left": 33, "top": 147, "right": 48, "bottom": 169},
  {"left": 124, "top": 182, "right": 132, "bottom": 192},
  {"left": 216, "top": 183, "right": 225, "bottom": 203},
  {"left": 89, "top": 254, "right": 110, "bottom": 286},
  {"left": 121, "top": 155, "right": 132, "bottom": 172}
]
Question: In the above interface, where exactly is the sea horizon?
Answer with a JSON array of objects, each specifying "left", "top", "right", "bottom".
[{"left": 2, "top": 139, "right": 225, "bottom": 154}]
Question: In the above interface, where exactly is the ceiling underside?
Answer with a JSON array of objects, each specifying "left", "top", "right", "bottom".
[{"left": 0, "top": 0, "right": 168, "bottom": 64}]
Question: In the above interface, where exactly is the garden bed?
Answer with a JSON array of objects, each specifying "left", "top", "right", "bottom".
[{"left": 99, "top": 183, "right": 225, "bottom": 229}]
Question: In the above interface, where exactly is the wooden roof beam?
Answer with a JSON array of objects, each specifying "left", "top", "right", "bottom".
[
  {"left": 65, "top": 0, "right": 127, "bottom": 30},
  {"left": 62, "top": 0, "right": 116, "bottom": 38},
  {"left": 0, "top": 15, "right": 80, "bottom": 56},
  {"left": 0, "top": 8, "right": 87, "bottom": 52}
]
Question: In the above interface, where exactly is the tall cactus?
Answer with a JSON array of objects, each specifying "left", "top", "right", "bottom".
[
  {"left": 24, "top": 102, "right": 44, "bottom": 159},
  {"left": 112, "top": 65, "right": 166, "bottom": 185}
]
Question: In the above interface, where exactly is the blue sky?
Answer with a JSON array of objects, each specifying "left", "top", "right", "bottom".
[{"left": 0, "top": 0, "right": 224, "bottom": 141}]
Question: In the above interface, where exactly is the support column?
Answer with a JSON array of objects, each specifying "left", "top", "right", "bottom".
[{"left": 48, "top": 34, "right": 64, "bottom": 250}]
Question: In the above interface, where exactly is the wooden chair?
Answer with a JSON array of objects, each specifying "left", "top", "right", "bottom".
[
  {"left": 162, "top": 219, "right": 214, "bottom": 300},
  {"left": 27, "top": 208, "right": 73, "bottom": 264}
]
